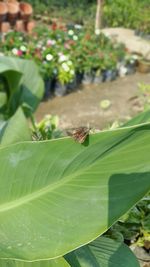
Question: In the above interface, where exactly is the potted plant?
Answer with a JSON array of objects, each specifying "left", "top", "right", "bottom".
[
  {"left": 82, "top": 53, "right": 96, "bottom": 85},
  {"left": 93, "top": 69, "right": 104, "bottom": 84},
  {"left": 125, "top": 54, "right": 138, "bottom": 75},
  {"left": 137, "top": 52, "right": 150, "bottom": 73},
  {"left": 37, "top": 60, "right": 54, "bottom": 100},
  {"left": 103, "top": 52, "right": 118, "bottom": 81},
  {"left": 93, "top": 51, "right": 105, "bottom": 84},
  {"left": 55, "top": 59, "right": 75, "bottom": 96},
  {"left": 19, "top": 2, "right": 33, "bottom": 21},
  {"left": 40, "top": 62, "right": 55, "bottom": 100},
  {"left": 0, "top": 2, "right": 8, "bottom": 23},
  {"left": 38, "top": 45, "right": 58, "bottom": 99},
  {"left": 7, "top": 1, "right": 19, "bottom": 26},
  {"left": 70, "top": 45, "right": 84, "bottom": 86}
]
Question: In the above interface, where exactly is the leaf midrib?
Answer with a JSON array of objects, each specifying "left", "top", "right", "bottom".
[
  {"left": 0, "top": 151, "right": 104, "bottom": 213},
  {"left": 0, "top": 139, "right": 125, "bottom": 213},
  {"left": 0, "top": 125, "right": 147, "bottom": 213}
]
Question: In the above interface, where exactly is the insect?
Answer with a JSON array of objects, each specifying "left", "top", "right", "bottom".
[{"left": 66, "top": 127, "right": 90, "bottom": 144}]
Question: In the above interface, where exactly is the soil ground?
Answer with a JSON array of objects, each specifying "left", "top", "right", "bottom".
[{"left": 36, "top": 72, "right": 150, "bottom": 129}]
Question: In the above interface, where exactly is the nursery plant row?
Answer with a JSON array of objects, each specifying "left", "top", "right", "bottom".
[
  {"left": 28, "top": 0, "right": 150, "bottom": 35},
  {"left": 0, "top": 23, "right": 139, "bottom": 99}
]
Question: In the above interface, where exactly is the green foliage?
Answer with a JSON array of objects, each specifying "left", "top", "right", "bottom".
[
  {"left": 111, "top": 109, "right": 150, "bottom": 249},
  {"left": 32, "top": 114, "right": 63, "bottom": 140},
  {"left": 103, "top": 0, "right": 150, "bottom": 33},
  {"left": 0, "top": 77, "right": 150, "bottom": 265},
  {"left": 27, "top": 0, "right": 95, "bottom": 8},
  {"left": 138, "top": 83, "right": 150, "bottom": 110},
  {"left": 0, "top": 51, "right": 150, "bottom": 266},
  {"left": 0, "top": 122, "right": 150, "bottom": 263},
  {"left": 0, "top": 108, "right": 31, "bottom": 146},
  {"left": 27, "top": 0, "right": 150, "bottom": 33},
  {"left": 66, "top": 236, "right": 140, "bottom": 267},
  {"left": 0, "top": 258, "right": 70, "bottom": 267},
  {"left": 0, "top": 27, "right": 128, "bottom": 83},
  {"left": 108, "top": 192, "right": 150, "bottom": 247},
  {"left": 0, "top": 56, "right": 44, "bottom": 119},
  {"left": 103, "top": 0, "right": 139, "bottom": 28},
  {"left": 123, "top": 109, "right": 150, "bottom": 127}
]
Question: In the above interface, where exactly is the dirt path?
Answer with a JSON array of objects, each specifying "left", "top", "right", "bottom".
[
  {"left": 102, "top": 28, "right": 150, "bottom": 58},
  {"left": 36, "top": 73, "right": 150, "bottom": 129}
]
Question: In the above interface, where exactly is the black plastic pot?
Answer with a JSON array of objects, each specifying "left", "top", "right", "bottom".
[
  {"left": 111, "top": 69, "right": 118, "bottom": 80},
  {"left": 43, "top": 79, "right": 53, "bottom": 101},
  {"left": 93, "top": 74, "right": 104, "bottom": 84},
  {"left": 103, "top": 69, "right": 118, "bottom": 82},
  {"left": 67, "top": 77, "right": 77, "bottom": 93},
  {"left": 54, "top": 81, "right": 67, "bottom": 97},
  {"left": 126, "top": 63, "right": 136, "bottom": 75},
  {"left": 76, "top": 72, "right": 83, "bottom": 85},
  {"left": 82, "top": 72, "right": 94, "bottom": 85}
]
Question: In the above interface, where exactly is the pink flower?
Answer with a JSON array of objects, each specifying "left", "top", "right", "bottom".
[
  {"left": 17, "top": 50, "right": 23, "bottom": 56},
  {"left": 64, "top": 42, "right": 70, "bottom": 49},
  {"left": 47, "top": 39, "right": 56, "bottom": 46},
  {"left": 47, "top": 40, "right": 52, "bottom": 46}
]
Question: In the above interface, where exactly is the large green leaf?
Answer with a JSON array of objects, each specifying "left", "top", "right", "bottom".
[
  {"left": 0, "top": 124, "right": 150, "bottom": 261},
  {"left": 65, "top": 236, "right": 140, "bottom": 267},
  {"left": 0, "top": 258, "right": 70, "bottom": 267},
  {"left": 0, "top": 92, "right": 7, "bottom": 109},
  {"left": 0, "top": 56, "right": 44, "bottom": 116},
  {"left": 123, "top": 109, "right": 150, "bottom": 127},
  {"left": 0, "top": 108, "right": 31, "bottom": 146}
]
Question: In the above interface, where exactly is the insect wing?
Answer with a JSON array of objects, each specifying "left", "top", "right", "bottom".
[
  {"left": 73, "top": 129, "right": 88, "bottom": 143},
  {"left": 66, "top": 127, "right": 90, "bottom": 143}
]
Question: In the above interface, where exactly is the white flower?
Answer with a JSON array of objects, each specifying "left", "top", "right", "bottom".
[
  {"left": 46, "top": 54, "right": 53, "bottom": 61},
  {"left": 12, "top": 48, "right": 18, "bottom": 55},
  {"left": 104, "top": 31, "right": 110, "bottom": 38},
  {"left": 130, "top": 59, "right": 135, "bottom": 64},
  {"left": 36, "top": 44, "right": 42, "bottom": 49},
  {"left": 70, "top": 69, "right": 75, "bottom": 75},
  {"left": 74, "top": 24, "right": 82, "bottom": 29},
  {"left": 20, "top": 45, "right": 26, "bottom": 52},
  {"left": 68, "top": 30, "right": 74, "bottom": 36},
  {"left": 73, "top": 35, "right": 78, "bottom": 41},
  {"left": 59, "top": 54, "right": 69, "bottom": 62},
  {"left": 95, "top": 29, "right": 101, "bottom": 35},
  {"left": 53, "top": 68, "right": 58, "bottom": 75},
  {"left": 132, "top": 54, "right": 138, "bottom": 60},
  {"left": 67, "top": 60, "right": 73, "bottom": 66},
  {"left": 42, "top": 46, "right": 46, "bottom": 51},
  {"left": 62, "top": 62, "right": 70, "bottom": 72},
  {"left": 0, "top": 52, "right": 4, "bottom": 57},
  {"left": 58, "top": 52, "right": 63, "bottom": 57},
  {"left": 118, "top": 65, "right": 128, "bottom": 77},
  {"left": 52, "top": 40, "right": 56, "bottom": 45}
]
